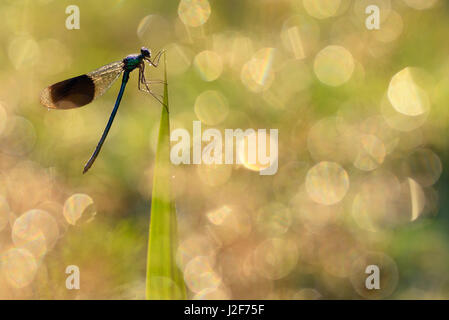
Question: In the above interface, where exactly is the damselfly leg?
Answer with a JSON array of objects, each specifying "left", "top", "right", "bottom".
[{"left": 139, "top": 50, "right": 168, "bottom": 111}]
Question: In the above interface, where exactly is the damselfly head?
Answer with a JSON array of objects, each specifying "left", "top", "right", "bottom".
[{"left": 141, "top": 47, "right": 151, "bottom": 58}]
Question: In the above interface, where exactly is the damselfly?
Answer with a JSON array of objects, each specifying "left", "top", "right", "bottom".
[{"left": 40, "top": 47, "right": 165, "bottom": 173}]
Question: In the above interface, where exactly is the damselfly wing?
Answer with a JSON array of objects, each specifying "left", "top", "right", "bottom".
[{"left": 40, "top": 61, "right": 124, "bottom": 109}]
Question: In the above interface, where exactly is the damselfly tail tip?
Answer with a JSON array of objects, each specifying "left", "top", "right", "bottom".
[{"left": 82, "top": 164, "right": 90, "bottom": 174}]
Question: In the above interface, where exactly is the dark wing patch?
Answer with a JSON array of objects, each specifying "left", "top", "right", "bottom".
[{"left": 40, "top": 74, "right": 96, "bottom": 109}]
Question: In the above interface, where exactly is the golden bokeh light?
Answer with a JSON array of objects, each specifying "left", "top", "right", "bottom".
[
  {"left": 254, "top": 237, "right": 298, "bottom": 280},
  {"left": 178, "top": 0, "right": 211, "bottom": 27},
  {"left": 193, "top": 50, "right": 223, "bottom": 81},
  {"left": 353, "top": 134, "right": 386, "bottom": 171},
  {"left": 137, "top": 15, "right": 171, "bottom": 50},
  {"left": 314, "top": 45, "right": 354, "bottom": 87},
  {"left": 206, "top": 205, "right": 232, "bottom": 225},
  {"left": 404, "top": 148, "right": 442, "bottom": 187},
  {"left": 281, "top": 23, "right": 305, "bottom": 59},
  {"left": 388, "top": 67, "right": 430, "bottom": 116},
  {"left": 0, "top": 116, "right": 36, "bottom": 156},
  {"left": 303, "top": 0, "right": 342, "bottom": 19},
  {"left": 397, "top": 130, "right": 424, "bottom": 152},
  {"left": 351, "top": 175, "right": 392, "bottom": 232},
  {"left": 407, "top": 178, "right": 426, "bottom": 221},
  {"left": 1, "top": 248, "right": 37, "bottom": 288},
  {"left": 318, "top": 228, "right": 359, "bottom": 278},
  {"left": 277, "top": 59, "right": 312, "bottom": 93},
  {"left": 193, "top": 287, "right": 231, "bottom": 300},
  {"left": 350, "top": 170, "right": 421, "bottom": 230},
  {"left": 402, "top": 0, "right": 439, "bottom": 10},
  {"left": 194, "top": 90, "right": 229, "bottom": 125},
  {"left": 3, "top": 162, "right": 52, "bottom": 215},
  {"left": 0, "top": 195, "right": 10, "bottom": 232},
  {"left": 359, "top": 116, "right": 399, "bottom": 154},
  {"left": 63, "top": 193, "right": 96, "bottom": 225},
  {"left": 35, "top": 39, "right": 72, "bottom": 76},
  {"left": 307, "top": 116, "right": 357, "bottom": 163},
  {"left": 237, "top": 131, "right": 277, "bottom": 173},
  {"left": 0, "top": 102, "right": 7, "bottom": 137},
  {"left": 8, "top": 35, "right": 40, "bottom": 70},
  {"left": 205, "top": 203, "right": 251, "bottom": 245},
  {"left": 290, "top": 186, "right": 342, "bottom": 229},
  {"left": 212, "top": 33, "right": 254, "bottom": 71},
  {"left": 381, "top": 94, "right": 429, "bottom": 132},
  {"left": 241, "top": 48, "right": 276, "bottom": 92},
  {"left": 197, "top": 163, "right": 232, "bottom": 187},
  {"left": 280, "top": 15, "right": 320, "bottom": 59},
  {"left": 183, "top": 255, "right": 221, "bottom": 293},
  {"left": 12, "top": 209, "right": 59, "bottom": 259},
  {"left": 266, "top": 59, "right": 312, "bottom": 108},
  {"left": 164, "top": 43, "right": 193, "bottom": 76},
  {"left": 372, "top": 11, "right": 403, "bottom": 43},
  {"left": 256, "top": 203, "right": 291, "bottom": 236},
  {"left": 305, "top": 161, "right": 350, "bottom": 205},
  {"left": 176, "top": 234, "right": 217, "bottom": 270},
  {"left": 273, "top": 161, "right": 310, "bottom": 201},
  {"left": 292, "top": 288, "right": 322, "bottom": 300}
]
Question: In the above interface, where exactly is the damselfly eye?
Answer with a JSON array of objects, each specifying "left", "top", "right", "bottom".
[{"left": 141, "top": 47, "right": 151, "bottom": 57}]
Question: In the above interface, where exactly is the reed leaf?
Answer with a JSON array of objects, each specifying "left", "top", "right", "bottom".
[{"left": 145, "top": 57, "right": 186, "bottom": 300}]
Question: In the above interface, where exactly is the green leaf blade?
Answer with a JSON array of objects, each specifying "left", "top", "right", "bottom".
[{"left": 145, "top": 57, "right": 186, "bottom": 300}]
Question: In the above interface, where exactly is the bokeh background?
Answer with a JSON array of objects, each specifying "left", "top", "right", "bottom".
[{"left": 0, "top": 0, "right": 448, "bottom": 299}]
